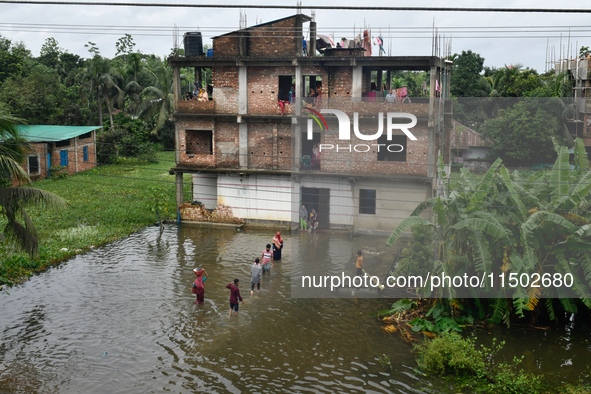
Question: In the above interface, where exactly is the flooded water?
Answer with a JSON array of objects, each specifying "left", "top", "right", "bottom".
[{"left": 0, "top": 225, "right": 589, "bottom": 393}]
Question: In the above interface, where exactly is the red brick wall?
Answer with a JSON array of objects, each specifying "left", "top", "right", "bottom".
[
  {"left": 48, "top": 137, "right": 97, "bottom": 176},
  {"left": 248, "top": 19, "right": 298, "bottom": 58},
  {"left": 212, "top": 66, "right": 239, "bottom": 88},
  {"left": 178, "top": 118, "right": 216, "bottom": 167},
  {"left": 212, "top": 36, "right": 240, "bottom": 58},
  {"left": 314, "top": 119, "right": 430, "bottom": 177},
  {"left": 75, "top": 134, "right": 97, "bottom": 173},
  {"left": 24, "top": 143, "right": 48, "bottom": 181},
  {"left": 212, "top": 66, "right": 239, "bottom": 114},
  {"left": 247, "top": 66, "right": 297, "bottom": 115},
  {"left": 215, "top": 122, "right": 240, "bottom": 167},
  {"left": 247, "top": 122, "right": 291, "bottom": 170},
  {"left": 213, "top": 18, "right": 299, "bottom": 58},
  {"left": 328, "top": 67, "right": 353, "bottom": 98}
]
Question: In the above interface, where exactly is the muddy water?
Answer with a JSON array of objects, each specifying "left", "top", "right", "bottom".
[{"left": 0, "top": 225, "right": 589, "bottom": 393}]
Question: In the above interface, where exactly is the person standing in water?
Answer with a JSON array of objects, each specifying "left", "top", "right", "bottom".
[
  {"left": 250, "top": 258, "right": 262, "bottom": 295},
  {"left": 261, "top": 244, "right": 273, "bottom": 275},
  {"left": 192, "top": 267, "right": 208, "bottom": 304},
  {"left": 226, "top": 279, "right": 244, "bottom": 317},
  {"left": 299, "top": 204, "right": 309, "bottom": 231},
  {"left": 272, "top": 232, "right": 283, "bottom": 260}
]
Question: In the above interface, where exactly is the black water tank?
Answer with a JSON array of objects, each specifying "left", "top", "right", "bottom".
[{"left": 184, "top": 32, "right": 203, "bottom": 56}]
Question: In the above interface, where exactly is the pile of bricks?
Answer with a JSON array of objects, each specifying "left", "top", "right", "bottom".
[{"left": 179, "top": 203, "right": 245, "bottom": 224}]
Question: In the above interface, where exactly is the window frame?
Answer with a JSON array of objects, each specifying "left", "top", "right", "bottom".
[{"left": 359, "top": 188, "right": 376, "bottom": 215}]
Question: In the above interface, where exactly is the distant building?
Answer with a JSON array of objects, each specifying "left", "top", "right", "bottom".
[
  {"left": 555, "top": 56, "right": 591, "bottom": 156},
  {"left": 16, "top": 125, "right": 100, "bottom": 180},
  {"left": 168, "top": 14, "right": 452, "bottom": 232},
  {"left": 451, "top": 121, "right": 492, "bottom": 171}
]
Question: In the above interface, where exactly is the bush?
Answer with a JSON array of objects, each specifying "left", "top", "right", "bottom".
[
  {"left": 50, "top": 166, "right": 68, "bottom": 180},
  {"left": 415, "top": 332, "right": 544, "bottom": 394},
  {"left": 97, "top": 113, "right": 157, "bottom": 164},
  {"left": 394, "top": 225, "right": 434, "bottom": 277}
]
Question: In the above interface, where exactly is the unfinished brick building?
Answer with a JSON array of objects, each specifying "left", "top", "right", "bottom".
[{"left": 169, "top": 14, "right": 452, "bottom": 232}]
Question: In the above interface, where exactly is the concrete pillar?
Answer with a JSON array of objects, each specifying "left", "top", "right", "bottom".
[
  {"left": 239, "top": 123, "right": 248, "bottom": 169},
  {"left": 238, "top": 66, "right": 247, "bottom": 114},
  {"left": 173, "top": 66, "right": 181, "bottom": 102},
  {"left": 294, "top": 65, "right": 303, "bottom": 171},
  {"left": 352, "top": 66, "right": 363, "bottom": 99},
  {"left": 310, "top": 22, "right": 317, "bottom": 56},
  {"left": 176, "top": 172, "right": 184, "bottom": 209},
  {"left": 238, "top": 65, "right": 248, "bottom": 169}
]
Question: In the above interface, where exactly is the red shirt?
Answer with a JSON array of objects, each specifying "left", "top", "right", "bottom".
[{"left": 226, "top": 283, "right": 243, "bottom": 304}]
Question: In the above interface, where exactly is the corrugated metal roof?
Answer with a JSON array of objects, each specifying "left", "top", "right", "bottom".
[{"left": 16, "top": 125, "right": 102, "bottom": 142}]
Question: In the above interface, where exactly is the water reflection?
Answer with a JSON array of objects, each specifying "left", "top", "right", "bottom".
[{"left": 0, "top": 225, "right": 588, "bottom": 393}]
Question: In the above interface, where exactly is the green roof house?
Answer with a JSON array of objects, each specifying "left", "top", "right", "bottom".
[{"left": 16, "top": 125, "right": 101, "bottom": 180}]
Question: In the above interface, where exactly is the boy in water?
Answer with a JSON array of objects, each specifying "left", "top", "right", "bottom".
[
  {"left": 261, "top": 244, "right": 273, "bottom": 275},
  {"left": 355, "top": 250, "right": 364, "bottom": 278},
  {"left": 226, "top": 279, "right": 244, "bottom": 317}
]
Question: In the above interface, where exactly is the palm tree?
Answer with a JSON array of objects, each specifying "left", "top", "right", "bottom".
[
  {"left": 137, "top": 58, "right": 175, "bottom": 133},
  {"left": 0, "top": 113, "right": 67, "bottom": 256},
  {"left": 84, "top": 51, "right": 124, "bottom": 131}
]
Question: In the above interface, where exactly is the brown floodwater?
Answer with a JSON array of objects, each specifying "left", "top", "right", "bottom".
[{"left": 0, "top": 225, "right": 589, "bottom": 393}]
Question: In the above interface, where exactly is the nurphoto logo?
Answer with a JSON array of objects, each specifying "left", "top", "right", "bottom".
[{"left": 304, "top": 107, "right": 418, "bottom": 153}]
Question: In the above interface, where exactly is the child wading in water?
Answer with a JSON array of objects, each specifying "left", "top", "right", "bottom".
[{"left": 226, "top": 279, "right": 244, "bottom": 317}]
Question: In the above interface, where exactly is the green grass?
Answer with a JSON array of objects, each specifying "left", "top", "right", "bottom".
[{"left": 0, "top": 151, "right": 192, "bottom": 285}]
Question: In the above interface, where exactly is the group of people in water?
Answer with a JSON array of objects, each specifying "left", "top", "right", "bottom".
[{"left": 191, "top": 231, "right": 284, "bottom": 317}]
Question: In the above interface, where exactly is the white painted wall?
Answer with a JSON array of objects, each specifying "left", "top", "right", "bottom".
[
  {"left": 191, "top": 172, "right": 428, "bottom": 231},
  {"left": 192, "top": 173, "right": 218, "bottom": 209},
  {"left": 217, "top": 173, "right": 293, "bottom": 221},
  {"left": 354, "top": 179, "right": 430, "bottom": 231}
]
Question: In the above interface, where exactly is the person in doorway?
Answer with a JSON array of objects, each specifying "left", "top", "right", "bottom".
[
  {"left": 192, "top": 267, "right": 208, "bottom": 304},
  {"left": 312, "top": 143, "right": 320, "bottom": 170},
  {"left": 299, "top": 204, "right": 309, "bottom": 231},
  {"left": 272, "top": 231, "right": 283, "bottom": 260},
  {"left": 250, "top": 258, "right": 263, "bottom": 295},
  {"left": 309, "top": 208, "right": 319, "bottom": 232},
  {"left": 227, "top": 279, "right": 244, "bottom": 317},
  {"left": 261, "top": 244, "right": 274, "bottom": 274}
]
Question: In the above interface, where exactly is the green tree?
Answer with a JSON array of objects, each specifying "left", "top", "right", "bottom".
[
  {"left": 137, "top": 58, "right": 174, "bottom": 134},
  {"left": 0, "top": 63, "right": 68, "bottom": 124},
  {"left": 449, "top": 50, "right": 485, "bottom": 97},
  {"left": 0, "top": 36, "right": 29, "bottom": 84},
  {"left": 83, "top": 43, "right": 124, "bottom": 129},
  {"left": 480, "top": 99, "right": 563, "bottom": 165},
  {"left": 38, "top": 37, "right": 62, "bottom": 68}
]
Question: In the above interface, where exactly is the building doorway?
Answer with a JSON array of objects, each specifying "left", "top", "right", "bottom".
[{"left": 301, "top": 187, "right": 330, "bottom": 229}]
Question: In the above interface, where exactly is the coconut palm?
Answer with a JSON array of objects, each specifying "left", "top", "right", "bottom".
[
  {"left": 84, "top": 52, "right": 124, "bottom": 130},
  {"left": 137, "top": 58, "right": 175, "bottom": 133},
  {"left": 0, "top": 113, "right": 67, "bottom": 256}
]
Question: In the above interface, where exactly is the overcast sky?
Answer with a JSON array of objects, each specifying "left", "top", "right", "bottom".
[{"left": 1, "top": 0, "right": 591, "bottom": 72}]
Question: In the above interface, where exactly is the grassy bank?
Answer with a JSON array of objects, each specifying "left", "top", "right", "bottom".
[{"left": 0, "top": 151, "right": 191, "bottom": 286}]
